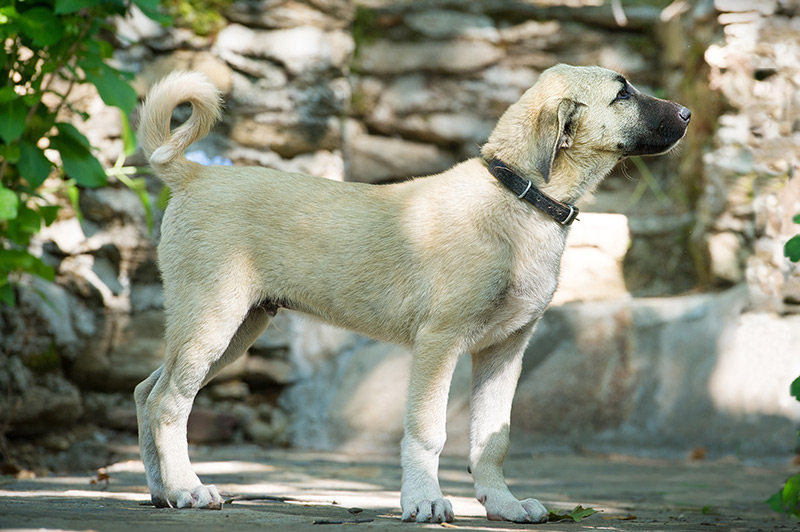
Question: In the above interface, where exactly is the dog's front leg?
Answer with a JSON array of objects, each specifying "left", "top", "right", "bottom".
[
  {"left": 469, "top": 325, "right": 548, "bottom": 523},
  {"left": 400, "top": 335, "right": 462, "bottom": 523}
]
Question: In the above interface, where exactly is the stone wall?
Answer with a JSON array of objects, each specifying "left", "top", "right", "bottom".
[
  {"left": 700, "top": 0, "right": 800, "bottom": 312},
  {"left": 2, "top": 0, "right": 799, "bottom": 471}
]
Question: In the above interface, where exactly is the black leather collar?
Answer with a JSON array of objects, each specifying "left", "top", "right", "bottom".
[{"left": 486, "top": 158, "right": 579, "bottom": 226}]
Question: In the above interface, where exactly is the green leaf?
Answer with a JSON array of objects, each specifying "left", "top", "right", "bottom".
[
  {"left": 0, "top": 142, "right": 21, "bottom": 164},
  {"left": 791, "top": 376, "right": 800, "bottom": 402},
  {"left": 0, "top": 249, "right": 54, "bottom": 281},
  {"left": 0, "top": 187, "right": 20, "bottom": 221},
  {"left": 548, "top": 505, "right": 600, "bottom": 523},
  {"left": 120, "top": 110, "right": 137, "bottom": 157},
  {"left": 37, "top": 205, "right": 60, "bottom": 226},
  {"left": 793, "top": 214, "right": 800, "bottom": 225},
  {"left": 66, "top": 183, "right": 83, "bottom": 222},
  {"left": 51, "top": 124, "right": 107, "bottom": 188},
  {"left": 83, "top": 63, "right": 137, "bottom": 114},
  {"left": 0, "top": 98, "right": 27, "bottom": 143},
  {"left": 54, "top": 122, "right": 92, "bottom": 150},
  {"left": 17, "top": 7, "right": 63, "bottom": 47},
  {"left": 767, "top": 488, "right": 785, "bottom": 513},
  {"left": 132, "top": 0, "right": 172, "bottom": 24},
  {"left": 0, "top": 86, "right": 17, "bottom": 104},
  {"left": 785, "top": 235, "right": 800, "bottom": 263},
  {"left": 156, "top": 184, "right": 171, "bottom": 210},
  {"left": 54, "top": 0, "right": 101, "bottom": 14},
  {"left": 782, "top": 475, "right": 800, "bottom": 516},
  {"left": 18, "top": 139, "right": 52, "bottom": 188},
  {"left": 14, "top": 204, "right": 42, "bottom": 234},
  {"left": 0, "top": 280, "right": 15, "bottom": 307}
]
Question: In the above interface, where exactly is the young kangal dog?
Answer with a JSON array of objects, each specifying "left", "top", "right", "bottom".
[{"left": 135, "top": 64, "right": 690, "bottom": 523}]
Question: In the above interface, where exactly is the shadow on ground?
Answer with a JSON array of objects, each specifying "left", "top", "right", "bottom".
[{"left": 0, "top": 443, "right": 797, "bottom": 531}]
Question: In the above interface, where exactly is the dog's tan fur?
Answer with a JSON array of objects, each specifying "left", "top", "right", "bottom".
[{"left": 134, "top": 65, "right": 689, "bottom": 523}]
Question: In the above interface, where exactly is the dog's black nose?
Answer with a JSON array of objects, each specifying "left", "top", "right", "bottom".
[{"left": 678, "top": 105, "right": 691, "bottom": 123}]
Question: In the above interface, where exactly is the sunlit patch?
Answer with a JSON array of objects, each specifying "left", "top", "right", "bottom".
[
  {"left": 191, "top": 461, "right": 277, "bottom": 475},
  {"left": 0, "top": 489, "right": 149, "bottom": 502}
]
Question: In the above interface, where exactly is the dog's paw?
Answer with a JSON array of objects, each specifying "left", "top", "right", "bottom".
[
  {"left": 171, "top": 484, "right": 224, "bottom": 510},
  {"left": 401, "top": 497, "right": 454, "bottom": 523},
  {"left": 479, "top": 489, "right": 548, "bottom": 523}
]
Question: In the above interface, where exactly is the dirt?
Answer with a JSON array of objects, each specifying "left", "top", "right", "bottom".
[{"left": 0, "top": 442, "right": 797, "bottom": 531}]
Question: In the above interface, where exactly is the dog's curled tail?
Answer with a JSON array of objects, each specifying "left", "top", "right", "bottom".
[{"left": 138, "top": 71, "right": 222, "bottom": 188}]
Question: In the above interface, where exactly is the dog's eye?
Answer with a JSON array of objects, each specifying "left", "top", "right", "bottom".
[{"left": 613, "top": 85, "right": 631, "bottom": 103}]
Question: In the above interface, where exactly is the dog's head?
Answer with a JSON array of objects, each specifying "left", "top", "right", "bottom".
[{"left": 482, "top": 64, "right": 690, "bottom": 197}]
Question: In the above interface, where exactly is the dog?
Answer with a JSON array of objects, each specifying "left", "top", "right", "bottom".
[{"left": 134, "top": 64, "right": 690, "bottom": 523}]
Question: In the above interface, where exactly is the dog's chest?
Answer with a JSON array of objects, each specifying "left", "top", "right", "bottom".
[{"left": 486, "top": 225, "right": 567, "bottom": 339}]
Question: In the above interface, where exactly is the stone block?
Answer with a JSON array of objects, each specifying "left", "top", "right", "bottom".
[
  {"left": 227, "top": 0, "right": 354, "bottom": 30},
  {"left": 2, "top": 374, "right": 83, "bottom": 436},
  {"left": 345, "top": 128, "right": 458, "bottom": 183},
  {"left": 133, "top": 50, "right": 233, "bottom": 96},
  {"left": 245, "top": 356, "right": 294, "bottom": 387},
  {"left": 230, "top": 114, "right": 341, "bottom": 157},
  {"left": 215, "top": 24, "right": 354, "bottom": 75},
  {"left": 404, "top": 10, "right": 499, "bottom": 42},
  {"left": 187, "top": 407, "right": 239, "bottom": 443},
  {"left": 553, "top": 213, "right": 631, "bottom": 305},
  {"left": 355, "top": 40, "right": 502, "bottom": 75}
]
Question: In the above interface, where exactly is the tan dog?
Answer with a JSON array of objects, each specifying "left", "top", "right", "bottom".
[{"left": 135, "top": 64, "right": 690, "bottom": 523}]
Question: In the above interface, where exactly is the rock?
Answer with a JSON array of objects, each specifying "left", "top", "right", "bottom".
[
  {"left": 230, "top": 114, "right": 342, "bottom": 157},
  {"left": 1, "top": 374, "right": 83, "bottom": 436},
  {"left": 208, "top": 380, "right": 250, "bottom": 400},
  {"left": 345, "top": 126, "right": 458, "bottom": 183},
  {"left": 355, "top": 40, "right": 502, "bottom": 75},
  {"left": 114, "top": 4, "right": 167, "bottom": 45},
  {"left": 498, "top": 19, "right": 560, "bottom": 43},
  {"left": 715, "top": 0, "right": 776, "bottom": 15},
  {"left": 251, "top": 312, "right": 293, "bottom": 352},
  {"left": 513, "top": 286, "right": 755, "bottom": 449},
  {"left": 707, "top": 311, "right": 800, "bottom": 423},
  {"left": 405, "top": 10, "right": 499, "bottom": 42},
  {"left": 368, "top": 110, "right": 495, "bottom": 147},
  {"left": 553, "top": 213, "right": 631, "bottom": 305},
  {"left": 38, "top": 218, "right": 86, "bottom": 256},
  {"left": 133, "top": 50, "right": 234, "bottom": 96},
  {"left": 245, "top": 356, "right": 294, "bottom": 386},
  {"left": 215, "top": 24, "right": 354, "bottom": 75},
  {"left": 708, "top": 231, "right": 744, "bottom": 283},
  {"left": 18, "top": 277, "right": 86, "bottom": 357},
  {"left": 282, "top": 339, "right": 471, "bottom": 453},
  {"left": 187, "top": 407, "right": 239, "bottom": 443},
  {"left": 130, "top": 283, "right": 163, "bottom": 313},
  {"left": 81, "top": 187, "right": 147, "bottom": 225},
  {"left": 227, "top": 0, "right": 354, "bottom": 30},
  {"left": 72, "top": 310, "right": 165, "bottom": 391},
  {"left": 83, "top": 392, "right": 138, "bottom": 432},
  {"left": 229, "top": 71, "right": 294, "bottom": 113}
]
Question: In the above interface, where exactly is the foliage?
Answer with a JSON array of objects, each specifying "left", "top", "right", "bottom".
[
  {"left": 548, "top": 504, "right": 599, "bottom": 522},
  {"left": 0, "top": 0, "right": 168, "bottom": 306},
  {"left": 163, "top": 0, "right": 232, "bottom": 36},
  {"left": 767, "top": 374, "right": 800, "bottom": 518},
  {"left": 785, "top": 215, "right": 800, "bottom": 262},
  {"left": 768, "top": 217, "right": 800, "bottom": 518}
]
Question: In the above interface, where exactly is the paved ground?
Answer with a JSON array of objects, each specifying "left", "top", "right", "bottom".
[{"left": 0, "top": 443, "right": 797, "bottom": 531}]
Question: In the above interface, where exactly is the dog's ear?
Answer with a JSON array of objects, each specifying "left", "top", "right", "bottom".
[{"left": 534, "top": 98, "right": 583, "bottom": 183}]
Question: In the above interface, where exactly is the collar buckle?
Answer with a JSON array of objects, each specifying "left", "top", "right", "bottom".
[{"left": 560, "top": 204, "right": 579, "bottom": 226}]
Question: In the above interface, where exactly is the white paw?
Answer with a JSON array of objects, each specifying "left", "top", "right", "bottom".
[
  {"left": 401, "top": 497, "right": 454, "bottom": 523},
  {"left": 172, "top": 484, "right": 224, "bottom": 509},
  {"left": 480, "top": 489, "right": 548, "bottom": 523}
]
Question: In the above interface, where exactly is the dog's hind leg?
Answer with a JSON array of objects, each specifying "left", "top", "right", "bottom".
[
  {"left": 134, "top": 365, "right": 167, "bottom": 506},
  {"left": 468, "top": 323, "right": 547, "bottom": 523},
  {"left": 139, "top": 297, "right": 270, "bottom": 509},
  {"left": 400, "top": 332, "right": 463, "bottom": 523}
]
